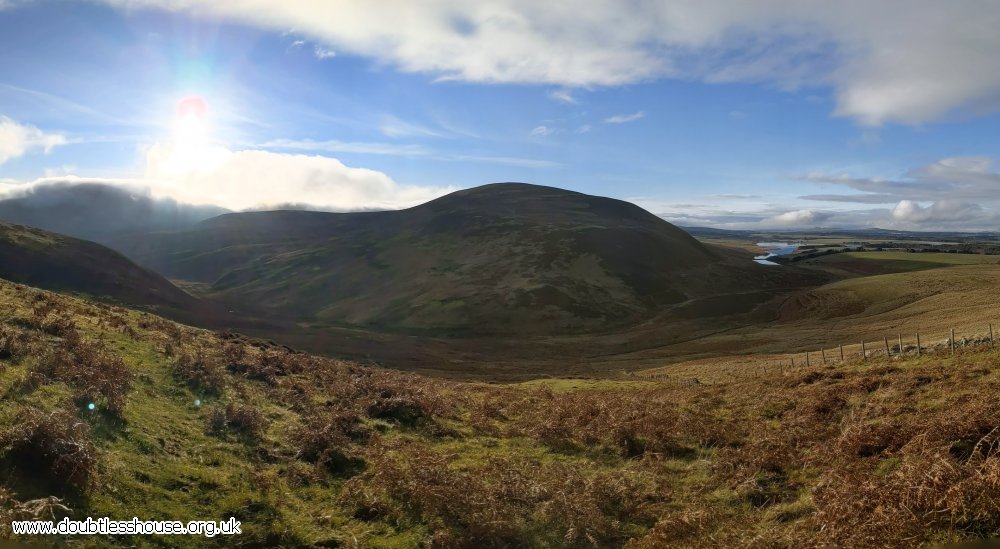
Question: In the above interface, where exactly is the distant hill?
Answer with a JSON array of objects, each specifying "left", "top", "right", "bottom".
[
  {"left": 0, "top": 221, "right": 201, "bottom": 312},
  {"left": 0, "top": 182, "right": 228, "bottom": 245},
  {"left": 114, "top": 183, "right": 799, "bottom": 336}
]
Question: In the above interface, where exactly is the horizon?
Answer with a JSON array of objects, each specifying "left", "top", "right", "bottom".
[{"left": 3, "top": 1, "right": 1000, "bottom": 231}]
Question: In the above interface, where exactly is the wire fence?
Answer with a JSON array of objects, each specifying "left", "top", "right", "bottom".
[{"left": 632, "top": 322, "right": 1000, "bottom": 383}]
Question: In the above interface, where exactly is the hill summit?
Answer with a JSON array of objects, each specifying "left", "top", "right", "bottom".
[{"left": 114, "top": 183, "right": 746, "bottom": 336}]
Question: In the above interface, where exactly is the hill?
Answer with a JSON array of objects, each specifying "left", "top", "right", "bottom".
[
  {"left": 0, "top": 222, "right": 201, "bottom": 312},
  {"left": 3, "top": 278, "right": 1000, "bottom": 546},
  {"left": 0, "top": 182, "right": 227, "bottom": 245},
  {"left": 114, "top": 183, "right": 802, "bottom": 337}
]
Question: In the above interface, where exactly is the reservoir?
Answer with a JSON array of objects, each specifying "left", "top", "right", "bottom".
[{"left": 754, "top": 242, "right": 800, "bottom": 265}]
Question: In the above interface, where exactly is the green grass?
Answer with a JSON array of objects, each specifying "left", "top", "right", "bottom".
[{"left": 805, "top": 251, "right": 1000, "bottom": 274}]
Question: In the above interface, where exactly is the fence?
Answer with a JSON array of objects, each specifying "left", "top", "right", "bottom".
[{"left": 632, "top": 322, "right": 1000, "bottom": 383}]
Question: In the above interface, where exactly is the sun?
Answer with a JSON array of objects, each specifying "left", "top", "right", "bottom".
[
  {"left": 153, "top": 96, "right": 229, "bottom": 176},
  {"left": 173, "top": 96, "right": 210, "bottom": 147}
]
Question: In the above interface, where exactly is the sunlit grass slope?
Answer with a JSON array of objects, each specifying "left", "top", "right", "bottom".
[{"left": 6, "top": 279, "right": 1000, "bottom": 546}]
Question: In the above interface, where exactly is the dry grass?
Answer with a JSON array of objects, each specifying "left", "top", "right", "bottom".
[
  {"left": 30, "top": 336, "right": 132, "bottom": 417},
  {"left": 341, "top": 439, "right": 666, "bottom": 548},
  {"left": 205, "top": 402, "right": 267, "bottom": 441},
  {"left": 0, "top": 408, "right": 97, "bottom": 494}
]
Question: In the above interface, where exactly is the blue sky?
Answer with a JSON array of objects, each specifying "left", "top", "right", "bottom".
[{"left": 3, "top": 1, "right": 1000, "bottom": 229}]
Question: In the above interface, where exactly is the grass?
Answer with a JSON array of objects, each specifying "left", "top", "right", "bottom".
[
  {"left": 8, "top": 278, "right": 1000, "bottom": 545},
  {"left": 802, "top": 251, "right": 1000, "bottom": 276}
]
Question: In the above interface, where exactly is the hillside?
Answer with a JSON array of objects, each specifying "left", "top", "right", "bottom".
[
  {"left": 0, "top": 182, "right": 227, "bottom": 245},
  {"left": 113, "top": 183, "right": 806, "bottom": 337},
  {"left": 4, "top": 279, "right": 1000, "bottom": 546},
  {"left": 0, "top": 222, "right": 201, "bottom": 313}
]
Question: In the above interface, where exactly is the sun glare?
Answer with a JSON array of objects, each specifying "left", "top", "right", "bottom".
[
  {"left": 154, "top": 95, "right": 229, "bottom": 176},
  {"left": 173, "top": 96, "right": 210, "bottom": 146}
]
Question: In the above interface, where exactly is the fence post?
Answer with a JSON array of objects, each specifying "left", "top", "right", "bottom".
[
  {"left": 791, "top": 356, "right": 795, "bottom": 368},
  {"left": 951, "top": 328, "right": 956, "bottom": 356},
  {"left": 861, "top": 340, "right": 866, "bottom": 361},
  {"left": 806, "top": 352, "right": 810, "bottom": 367},
  {"left": 840, "top": 344, "right": 844, "bottom": 361},
  {"left": 884, "top": 336, "right": 890, "bottom": 357},
  {"left": 916, "top": 333, "right": 921, "bottom": 357},
  {"left": 991, "top": 323, "right": 995, "bottom": 348},
  {"left": 898, "top": 333, "right": 903, "bottom": 356},
  {"left": 821, "top": 348, "right": 826, "bottom": 364}
]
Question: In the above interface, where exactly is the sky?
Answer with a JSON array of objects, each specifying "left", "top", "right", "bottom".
[{"left": 3, "top": 1, "right": 1000, "bottom": 230}]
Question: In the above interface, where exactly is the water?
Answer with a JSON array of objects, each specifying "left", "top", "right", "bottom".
[{"left": 753, "top": 242, "right": 800, "bottom": 266}]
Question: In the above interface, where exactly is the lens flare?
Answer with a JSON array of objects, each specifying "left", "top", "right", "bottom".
[{"left": 150, "top": 95, "right": 229, "bottom": 177}]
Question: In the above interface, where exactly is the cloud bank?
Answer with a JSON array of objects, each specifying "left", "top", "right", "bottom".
[
  {"left": 144, "top": 143, "right": 455, "bottom": 211},
  {"left": 98, "top": 0, "right": 1000, "bottom": 125}
]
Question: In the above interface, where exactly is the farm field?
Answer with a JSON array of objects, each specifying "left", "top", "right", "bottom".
[
  {"left": 598, "top": 261, "right": 1000, "bottom": 374},
  {"left": 800, "top": 251, "right": 1000, "bottom": 276}
]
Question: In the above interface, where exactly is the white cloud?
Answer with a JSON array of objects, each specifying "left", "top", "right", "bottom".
[
  {"left": 548, "top": 89, "right": 577, "bottom": 104},
  {"left": 0, "top": 116, "right": 67, "bottom": 165},
  {"left": 260, "top": 138, "right": 556, "bottom": 167},
  {"left": 799, "top": 156, "right": 1000, "bottom": 204},
  {"left": 603, "top": 111, "right": 645, "bottom": 124},
  {"left": 767, "top": 209, "right": 833, "bottom": 227},
  {"left": 259, "top": 138, "right": 431, "bottom": 157},
  {"left": 890, "top": 200, "right": 983, "bottom": 224},
  {"left": 379, "top": 115, "right": 444, "bottom": 138},
  {"left": 144, "top": 143, "right": 454, "bottom": 211},
  {"left": 314, "top": 45, "right": 336, "bottom": 59},
  {"left": 98, "top": 0, "right": 1000, "bottom": 125},
  {"left": 530, "top": 125, "right": 554, "bottom": 136}
]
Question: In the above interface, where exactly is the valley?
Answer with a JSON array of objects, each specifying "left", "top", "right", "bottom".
[
  {"left": 3, "top": 183, "right": 999, "bottom": 379},
  {"left": 5, "top": 184, "right": 1000, "bottom": 546}
]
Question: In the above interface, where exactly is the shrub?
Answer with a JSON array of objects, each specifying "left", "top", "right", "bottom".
[
  {"left": 0, "top": 327, "right": 28, "bottom": 361},
  {"left": 174, "top": 352, "right": 226, "bottom": 394},
  {"left": 0, "top": 408, "right": 96, "bottom": 493},
  {"left": 341, "top": 442, "right": 663, "bottom": 547},
  {"left": 290, "top": 409, "right": 367, "bottom": 476},
  {"left": 205, "top": 403, "right": 267, "bottom": 441},
  {"left": 31, "top": 338, "right": 132, "bottom": 417},
  {"left": 40, "top": 315, "right": 77, "bottom": 338}
]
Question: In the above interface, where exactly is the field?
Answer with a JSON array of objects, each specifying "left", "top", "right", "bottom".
[
  {"left": 9, "top": 279, "right": 1000, "bottom": 545},
  {"left": 800, "top": 251, "right": 1000, "bottom": 276}
]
